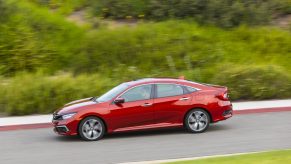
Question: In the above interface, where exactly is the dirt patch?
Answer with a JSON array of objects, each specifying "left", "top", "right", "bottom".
[
  {"left": 66, "top": 10, "right": 139, "bottom": 28},
  {"left": 272, "top": 14, "right": 291, "bottom": 28},
  {"left": 66, "top": 10, "right": 87, "bottom": 26},
  {"left": 103, "top": 19, "right": 139, "bottom": 29}
]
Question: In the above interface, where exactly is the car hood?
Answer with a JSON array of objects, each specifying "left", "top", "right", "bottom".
[{"left": 57, "top": 97, "right": 96, "bottom": 114}]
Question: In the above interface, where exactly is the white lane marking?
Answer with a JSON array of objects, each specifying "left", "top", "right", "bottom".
[{"left": 119, "top": 149, "right": 291, "bottom": 164}]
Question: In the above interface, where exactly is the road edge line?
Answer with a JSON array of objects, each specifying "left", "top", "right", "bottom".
[
  {"left": 0, "top": 123, "right": 52, "bottom": 131},
  {"left": 119, "top": 149, "right": 291, "bottom": 164}
]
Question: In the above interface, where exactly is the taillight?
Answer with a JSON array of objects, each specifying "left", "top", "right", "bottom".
[
  {"left": 223, "top": 93, "right": 228, "bottom": 99},
  {"left": 216, "top": 92, "right": 228, "bottom": 100}
]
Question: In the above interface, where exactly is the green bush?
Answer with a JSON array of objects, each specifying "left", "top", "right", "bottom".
[
  {"left": 0, "top": 70, "right": 183, "bottom": 115},
  {"left": 0, "top": 73, "right": 115, "bottom": 115},
  {"left": 212, "top": 65, "right": 291, "bottom": 100},
  {"left": 0, "top": 0, "right": 84, "bottom": 76},
  {"left": 0, "top": 65, "right": 291, "bottom": 115},
  {"left": 30, "top": 0, "right": 291, "bottom": 27},
  {"left": 91, "top": 0, "right": 291, "bottom": 27},
  {"left": 92, "top": 0, "right": 148, "bottom": 19},
  {"left": 70, "top": 21, "right": 291, "bottom": 77},
  {"left": 1, "top": 1, "right": 291, "bottom": 77}
]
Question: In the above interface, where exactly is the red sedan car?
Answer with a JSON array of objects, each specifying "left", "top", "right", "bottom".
[{"left": 52, "top": 78, "right": 232, "bottom": 141}]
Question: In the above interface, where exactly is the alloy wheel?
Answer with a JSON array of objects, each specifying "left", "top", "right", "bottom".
[
  {"left": 185, "top": 109, "right": 210, "bottom": 133},
  {"left": 79, "top": 117, "right": 105, "bottom": 141}
]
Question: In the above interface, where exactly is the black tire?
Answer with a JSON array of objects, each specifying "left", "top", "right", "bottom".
[
  {"left": 184, "top": 109, "right": 210, "bottom": 133},
  {"left": 78, "top": 116, "right": 105, "bottom": 141}
]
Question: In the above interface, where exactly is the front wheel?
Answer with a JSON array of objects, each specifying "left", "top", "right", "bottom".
[
  {"left": 78, "top": 116, "right": 105, "bottom": 141},
  {"left": 184, "top": 109, "right": 210, "bottom": 133}
]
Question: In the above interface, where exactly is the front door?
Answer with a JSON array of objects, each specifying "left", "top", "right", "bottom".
[{"left": 109, "top": 84, "right": 154, "bottom": 131}]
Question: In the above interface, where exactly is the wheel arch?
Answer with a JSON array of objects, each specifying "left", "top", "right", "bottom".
[
  {"left": 77, "top": 114, "right": 108, "bottom": 134},
  {"left": 184, "top": 107, "right": 213, "bottom": 125}
]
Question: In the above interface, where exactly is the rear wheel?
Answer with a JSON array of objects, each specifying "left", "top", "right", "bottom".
[
  {"left": 78, "top": 116, "right": 105, "bottom": 141},
  {"left": 185, "top": 109, "right": 210, "bottom": 133}
]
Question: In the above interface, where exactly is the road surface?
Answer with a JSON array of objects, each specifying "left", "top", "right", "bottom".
[{"left": 1, "top": 112, "right": 291, "bottom": 164}]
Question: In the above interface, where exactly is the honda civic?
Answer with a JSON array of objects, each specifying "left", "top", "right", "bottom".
[{"left": 52, "top": 78, "right": 232, "bottom": 141}]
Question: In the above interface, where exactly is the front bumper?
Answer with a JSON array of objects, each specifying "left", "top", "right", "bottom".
[
  {"left": 54, "top": 125, "right": 69, "bottom": 134},
  {"left": 52, "top": 117, "right": 79, "bottom": 136}
]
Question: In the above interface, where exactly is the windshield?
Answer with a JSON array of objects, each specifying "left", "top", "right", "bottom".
[{"left": 96, "top": 83, "right": 129, "bottom": 102}]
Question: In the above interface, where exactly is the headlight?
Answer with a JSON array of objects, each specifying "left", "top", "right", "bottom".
[{"left": 62, "top": 113, "right": 76, "bottom": 120}]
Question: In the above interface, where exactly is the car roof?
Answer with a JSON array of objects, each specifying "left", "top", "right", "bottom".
[{"left": 125, "top": 78, "right": 207, "bottom": 88}]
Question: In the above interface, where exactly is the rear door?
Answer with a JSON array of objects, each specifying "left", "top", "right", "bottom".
[{"left": 153, "top": 83, "right": 192, "bottom": 124}]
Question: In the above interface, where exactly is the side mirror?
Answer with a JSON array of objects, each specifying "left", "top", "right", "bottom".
[{"left": 114, "top": 97, "right": 125, "bottom": 104}]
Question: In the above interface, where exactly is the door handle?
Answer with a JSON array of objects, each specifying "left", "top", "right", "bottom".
[
  {"left": 179, "top": 97, "right": 190, "bottom": 101},
  {"left": 141, "top": 103, "right": 153, "bottom": 107}
]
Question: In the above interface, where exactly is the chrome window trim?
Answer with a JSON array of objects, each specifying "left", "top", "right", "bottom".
[
  {"left": 183, "top": 85, "right": 201, "bottom": 91},
  {"left": 112, "top": 82, "right": 201, "bottom": 103}
]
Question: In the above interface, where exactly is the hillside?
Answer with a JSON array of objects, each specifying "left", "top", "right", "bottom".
[{"left": 0, "top": 0, "right": 291, "bottom": 115}]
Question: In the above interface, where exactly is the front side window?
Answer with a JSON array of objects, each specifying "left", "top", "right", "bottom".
[
  {"left": 97, "top": 83, "right": 129, "bottom": 102},
  {"left": 156, "top": 84, "right": 184, "bottom": 98},
  {"left": 120, "top": 85, "right": 152, "bottom": 102}
]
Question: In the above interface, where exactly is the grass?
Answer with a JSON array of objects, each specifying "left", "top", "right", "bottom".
[{"left": 167, "top": 149, "right": 291, "bottom": 164}]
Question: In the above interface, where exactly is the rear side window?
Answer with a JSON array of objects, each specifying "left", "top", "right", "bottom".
[
  {"left": 156, "top": 84, "right": 184, "bottom": 98},
  {"left": 185, "top": 86, "right": 197, "bottom": 93}
]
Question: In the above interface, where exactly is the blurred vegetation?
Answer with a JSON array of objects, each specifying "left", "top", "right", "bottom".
[
  {"left": 0, "top": 0, "right": 291, "bottom": 115},
  {"left": 30, "top": 0, "right": 291, "bottom": 27},
  {"left": 213, "top": 65, "right": 291, "bottom": 100},
  {"left": 0, "top": 72, "right": 115, "bottom": 115},
  {"left": 0, "top": 0, "right": 85, "bottom": 76}
]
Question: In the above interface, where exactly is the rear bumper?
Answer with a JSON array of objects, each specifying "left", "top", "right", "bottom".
[
  {"left": 222, "top": 107, "right": 233, "bottom": 119},
  {"left": 212, "top": 101, "right": 233, "bottom": 122}
]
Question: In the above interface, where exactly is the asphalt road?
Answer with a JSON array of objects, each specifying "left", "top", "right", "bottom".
[{"left": 1, "top": 112, "right": 291, "bottom": 164}]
